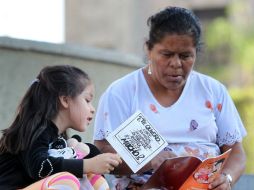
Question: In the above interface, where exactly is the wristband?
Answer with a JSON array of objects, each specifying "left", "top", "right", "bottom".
[{"left": 222, "top": 173, "right": 233, "bottom": 187}]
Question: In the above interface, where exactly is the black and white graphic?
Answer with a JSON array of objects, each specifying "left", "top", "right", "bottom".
[{"left": 106, "top": 111, "right": 167, "bottom": 173}]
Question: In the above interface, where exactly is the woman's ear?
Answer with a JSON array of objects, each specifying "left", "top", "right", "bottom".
[
  {"left": 144, "top": 42, "right": 151, "bottom": 59},
  {"left": 59, "top": 96, "right": 69, "bottom": 109}
]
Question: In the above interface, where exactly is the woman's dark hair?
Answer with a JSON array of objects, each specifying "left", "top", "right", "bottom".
[
  {"left": 0, "top": 65, "right": 90, "bottom": 154},
  {"left": 146, "top": 6, "right": 202, "bottom": 52}
]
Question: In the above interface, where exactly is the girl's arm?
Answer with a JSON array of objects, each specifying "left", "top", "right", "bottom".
[
  {"left": 95, "top": 139, "right": 135, "bottom": 175},
  {"left": 94, "top": 139, "right": 169, "bottom": 175},
  {"left": 83, "top": 152, "right": 122, "bottom": 174},
  {"left": 19, "top": 127, "right": 84, "bottom": 180}
]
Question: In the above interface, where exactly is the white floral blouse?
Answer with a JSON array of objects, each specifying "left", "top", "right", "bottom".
[{"left": 93, "top": 69, "right": 247, "bottom": 189}]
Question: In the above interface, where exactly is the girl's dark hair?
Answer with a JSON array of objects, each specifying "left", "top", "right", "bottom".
[
  {"left": 146, "top": 6, "right": 202, "bottom": 52},
  {"left": 0, "top": 65, "right": 90, "bottom": 154}
]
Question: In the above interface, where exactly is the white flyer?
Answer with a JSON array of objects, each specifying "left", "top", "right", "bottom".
[{"left": 106, "top": 110, "right": 168, "bottom": 173}]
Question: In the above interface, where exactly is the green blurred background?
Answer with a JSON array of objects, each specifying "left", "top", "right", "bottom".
[{"left": 196, "top": 1, "right": 254, "bottom": 173}]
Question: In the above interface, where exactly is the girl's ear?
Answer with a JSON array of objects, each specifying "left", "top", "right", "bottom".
[{"left": 59, "top": 96, "right": 69, "bottom": 108}]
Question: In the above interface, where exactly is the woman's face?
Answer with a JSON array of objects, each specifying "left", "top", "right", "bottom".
[
  {"left": 148, "top": 34, "right": 196, "bottom": 91},
  {"left": 68, "top": 83, "right": 95, "bottom": 132}
]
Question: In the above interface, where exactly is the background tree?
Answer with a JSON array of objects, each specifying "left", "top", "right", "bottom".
[{"left": 198, "top": 0, "right": 254, "bottom": 173}]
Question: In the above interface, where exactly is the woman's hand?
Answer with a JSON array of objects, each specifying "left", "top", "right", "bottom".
[
  {"left": 83, "top": 153, "right": 122, "bottom": 174},
  {"left": 208, "top": 142, "right": 246, "bottom": 190},
  {"left": 150, "top": 150, "right": 177, "bottom": 171},
  {"left": 208, "top": 173, "right": 231, "bottom": 190}
]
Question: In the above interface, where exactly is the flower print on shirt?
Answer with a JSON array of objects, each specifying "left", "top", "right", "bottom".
[
  {"left": 189, "top": 120, "right": 198, "bottom": 131},
  {"left": 217, "top": 103, "right": 222, "bottom": 112},
  {"left": 149, "top": 104, "right": 158, "bottom": 113},
  {"left": 184, "top": 146, "right": 200, "bottom": 157},
  {"left": 201, "top": 151, "right": 214, "bottom": 160},
  {"left": 205, "top": 100, "right": 213, "bottom": 111}
]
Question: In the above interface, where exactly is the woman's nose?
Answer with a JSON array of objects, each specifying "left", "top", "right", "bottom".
[{"left": 170, "top": 55, "right": 181, "bottom": 68}]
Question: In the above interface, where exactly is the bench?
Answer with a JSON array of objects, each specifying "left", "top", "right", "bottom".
[{"left": 233, "top": 174, "right": 254, "bottom": 190}]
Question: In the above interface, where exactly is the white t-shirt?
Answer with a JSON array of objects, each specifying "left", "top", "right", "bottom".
[{"left": 94, "top": 68, "right": 246, "bottom": 160}]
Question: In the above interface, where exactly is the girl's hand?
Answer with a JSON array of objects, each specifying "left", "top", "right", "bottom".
[
  {"left": 83, "top": 153, "right": 122, "bottom": 174},
  {"left": 208, "top": 173, "right": 232, "bottom": 190}
]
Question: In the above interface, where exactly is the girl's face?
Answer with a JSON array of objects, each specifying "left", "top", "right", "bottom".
[
  {"left": 68, "top": 83, "right": 95, "bottom": 132},
  {"left": 148, "top": 34, "right": 196, "bottom": 91}
]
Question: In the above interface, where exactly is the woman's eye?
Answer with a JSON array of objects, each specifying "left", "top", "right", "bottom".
[
  {"left": 85, "top": 99, "right": 91, "bottom": 103},
  {"left": 180, "top": 54, "right": 191, "bottom": 59},
  {"left": 161, "top": 52, "right": 172, "bottom": 57}
]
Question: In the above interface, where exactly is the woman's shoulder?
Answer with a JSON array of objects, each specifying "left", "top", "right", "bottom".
[
  {"left": 191, "top": 71, "right": 225, "bottom": 89},
  {"left": 190, "top": 71, "right": 229, "bottom": 97}
]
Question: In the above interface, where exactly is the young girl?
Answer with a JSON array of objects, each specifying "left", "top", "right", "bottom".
[{"left": 0, "top": 65, "right": 122, "bottom": 190}]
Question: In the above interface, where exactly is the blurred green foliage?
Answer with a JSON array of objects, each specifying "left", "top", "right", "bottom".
[
  {"left": 204, "top": 1, "right": 254, "bottom": 87},
  {"left": 230, "top": 88, "right": 254, "bottom": 174},
  {"left": 202, "top": 1, "right": 254, "bottom": 174}
]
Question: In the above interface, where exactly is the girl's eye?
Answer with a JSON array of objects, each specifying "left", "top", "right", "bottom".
[{"left": 85, "top": 99, "right": 91, "bottom": 103}]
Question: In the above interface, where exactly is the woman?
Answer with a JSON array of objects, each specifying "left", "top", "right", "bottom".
[{"left": 93, "top": 7, "right": 246, "bottom": 190}]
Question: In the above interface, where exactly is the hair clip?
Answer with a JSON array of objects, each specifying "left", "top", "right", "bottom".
[{"left": 30, "top": 78, "right": 40, "bottom": 86}]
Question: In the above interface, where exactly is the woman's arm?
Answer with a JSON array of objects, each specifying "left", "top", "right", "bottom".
[
  {"left": 209, "top": 142, "right": 246, "bottom": 189},
  {"left": 221, "top": 142, "right": 246, "bottom": 185}
]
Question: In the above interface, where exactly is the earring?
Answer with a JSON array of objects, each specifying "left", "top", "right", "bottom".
[{"left": 148, "top": 60, "right": 152, "bottom": 75}]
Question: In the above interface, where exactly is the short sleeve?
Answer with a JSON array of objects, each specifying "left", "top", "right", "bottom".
[
  {"left": 215, "top": 84, "right": 247, "bottom": 147},
  {"left": 93, "top": 88, "right": 131, "bottom": 140}
]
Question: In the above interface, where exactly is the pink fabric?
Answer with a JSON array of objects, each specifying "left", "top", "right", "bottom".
[
  {"left": 40, "top": 172, "right": 80, "bottom": 190},
  {"left": 76, "top": 150, "right": 86, "bottom": 159},
  {"left": 50, "top": 175, "right": 80, "bottom": 187},
  {"left": 89, "top": 174, "right": 101, "bottom": 186}
]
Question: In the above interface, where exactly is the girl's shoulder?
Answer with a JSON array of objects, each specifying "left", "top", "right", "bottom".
[{"left": 34, "top": 121, "right": 60, "bottom": 144}]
